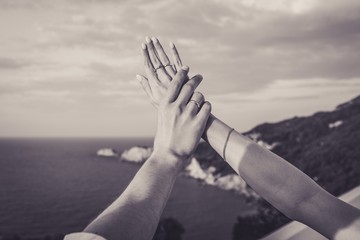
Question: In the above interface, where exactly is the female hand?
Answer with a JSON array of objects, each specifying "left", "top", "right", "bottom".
[
  {"left": 136, "top": 36, "right": 184, "bottom": 107},
  {"left": 152, "top": 66, "right": 211, "bottom": 165}
]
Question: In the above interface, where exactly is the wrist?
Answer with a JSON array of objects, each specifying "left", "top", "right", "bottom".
[{"left": 149, "top": 149, "right": 187, "bottom": 172}]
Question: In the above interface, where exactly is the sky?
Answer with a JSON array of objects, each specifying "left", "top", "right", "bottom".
[{"left": 0, "top": 0, "right": 360, "bottom": 137}]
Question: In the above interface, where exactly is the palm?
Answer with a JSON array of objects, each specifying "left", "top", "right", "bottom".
[
  {"left": 149, "top": 82, "right": 167, "bottom": 107},
  {"left": 137, "top": 37, "right": 183, "bottom": 107}
]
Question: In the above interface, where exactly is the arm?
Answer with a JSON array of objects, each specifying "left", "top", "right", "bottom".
[
  {"left": 204, "top": 114, "right": 360, "bottom": 239},
  {"left": 84, "top": 67, "right": 211, "bottom": 240},
  {"left": 138, "top": 36, "right": 360, "bottom": 239},
  {"left": 84, "top": 152, "right": 183, "bottom": 240}
]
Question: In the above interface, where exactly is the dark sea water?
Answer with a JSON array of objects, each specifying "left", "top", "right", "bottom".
[{"left": 0, "top": 138, "right": 254, "bottom": 240}]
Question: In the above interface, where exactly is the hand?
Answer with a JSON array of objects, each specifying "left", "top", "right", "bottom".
[
  {"left": 152, "top": 66, "right": 211, "bottom": 165},
  {"left": 136, "top": 36, "right": 184, "bottom": 107}
]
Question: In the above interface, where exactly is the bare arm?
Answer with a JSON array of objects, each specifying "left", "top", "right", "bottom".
[
  {"left": 138, "top": 37, "right": 360, "bottom": 239},
  {"left": 84, "top": 152, "right": 183, "bottom": 240},
  {"left": 204, "top": 114, "right": 360, "bottom": 239},
  {"left": 84, "top": 67, "right": 211, "bottom": 240}
]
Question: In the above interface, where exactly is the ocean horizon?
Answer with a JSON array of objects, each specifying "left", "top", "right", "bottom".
[{"left": 0, "top": 137, "right": 254, "bottom": 240}]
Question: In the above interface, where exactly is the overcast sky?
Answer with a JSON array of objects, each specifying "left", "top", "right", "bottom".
[{"left": 1, "top": 0, "right": 360, "bottom": 137}]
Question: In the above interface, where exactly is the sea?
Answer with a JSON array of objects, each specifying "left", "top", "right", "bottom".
[{"left": 0, "top": 138, "right": 254, "bottom": 240}]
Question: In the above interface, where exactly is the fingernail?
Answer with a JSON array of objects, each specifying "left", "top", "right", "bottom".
[
  {"left": 145, "top": 36, "right": 151, "bottom": 43},
  {"left": 169, "top": 41, "right": 175, "bottom": 48},
  {"left": 182, "top": 65, "right": 189, "bottom": 71},
  {"left": 141, "top": 43, "right": 146, "bottom": 50},
  {"left": 151, "top": 37, "right": 158, "bottom": 43},
  {"left": 136, "top": 75, "right": 142, "bottom": 82}
]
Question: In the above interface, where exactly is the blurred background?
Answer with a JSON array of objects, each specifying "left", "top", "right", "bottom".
[{"left": 0, "top": 0, "right": 360, "bottom": 239}]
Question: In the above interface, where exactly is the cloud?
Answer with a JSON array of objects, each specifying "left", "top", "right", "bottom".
[
  {"left": 0, "top": 0, "right": 46, "bottom": 9},
  {"left": 28, "top": 0, "right": 360, "bottom": 91},
  {"left": 0, "top": 57, "right": 29, "bottom": 69},
  {"left": 207, "top": 78, "right": 360, "bottom": 131},
  {"left": 209, "top": 78, "right": 360, "bottom": 103},
  {"left": 1, "top": 0, "right": 360, "bottom": 136}
]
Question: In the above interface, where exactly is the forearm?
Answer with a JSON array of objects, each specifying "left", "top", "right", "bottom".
[
  {"left": 202, "top": 114, "right": 250, "bottom": 174},
  {"left": 84, "top": 152, "right": 183, "bottom": 240},
  {"left": 203, "top": 114, "right": 360, "bottom": 238},
  {"left": 203, "top": 114, "right": 328, "bottom": 217}
]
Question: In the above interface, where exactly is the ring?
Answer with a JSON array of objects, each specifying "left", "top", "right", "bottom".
[
  {"left": 164, "top": 63, "right": 172, "bottom": 68},
  {"left": 189, "top": 100, "right": 201, "bottom": 109},
  {"left": 154, "top": 65, "right": 163, "bottom": 72}
]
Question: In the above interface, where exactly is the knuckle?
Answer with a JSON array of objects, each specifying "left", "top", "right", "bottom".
[
  {"left": 178, "top": 69, "right": 186, "bottom": 77},
  {"left": 183, "top": 84, "right": 193, "bottom": 93}
]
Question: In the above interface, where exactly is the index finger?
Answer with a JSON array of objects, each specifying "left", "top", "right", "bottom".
[{"left": 141, "top": 43, "right": 160, "bottom": 87}]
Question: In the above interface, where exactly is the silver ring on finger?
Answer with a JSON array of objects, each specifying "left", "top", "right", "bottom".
[
  {"left": 189, "top": 100, "right": 201, "bottom": 109},
  {"left": 189, "top": 92, "right": 205, "bottom": 112},
  {"left": 154, "top": 65, "right": 164, "bottom": 72},
  {"left": 164, "top": 63, "right": 176, "bottom": 75}
]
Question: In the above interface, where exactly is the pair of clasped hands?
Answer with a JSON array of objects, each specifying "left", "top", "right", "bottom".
[{"left": 136, "top": 36, "right": 211, "bottom": 167}]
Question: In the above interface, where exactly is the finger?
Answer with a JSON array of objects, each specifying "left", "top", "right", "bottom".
[
  {"left": 185, "top": 92, "right": 205, "bottom": 116},
  {"left": 141, "top": 43, "right": 164, "bottom": 91},
  {"left": 170, "top": 42, "right": 183, "bottom": 72},
  {"left": 145, "top": 36, "right": 161, "bottom": 68},
  {"left": 152, "top": 37, "right": 176, "bottom": 78},
  {"left": 175, "top": 74, "right": 203, "bottom": 106},
  {"left": 142, "top": 42, "right": 155, "bottom": 72},
  {"left": 142, "top": 43, "right": 158, "bottom": 80},
  {"left": 166, "top": 66, "right": 190, "bottom": 103},
  {"left": 196, "top": 101, "right": 212, "bottom": 125},
  {"left": 146, "top": 36, "right": 170, "bottom": 83},
  {"left": 136, "top": 74, "right": 153, "bottom": 99}
]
